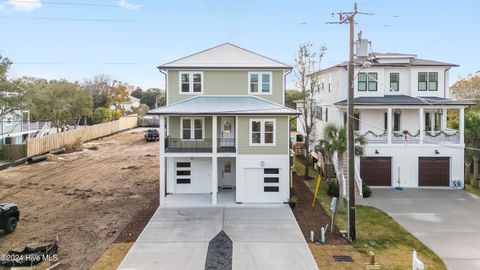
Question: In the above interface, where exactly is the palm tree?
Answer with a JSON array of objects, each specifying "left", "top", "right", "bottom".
[{"left": 317, "top": 123, "right": 366, "bottom": 212}]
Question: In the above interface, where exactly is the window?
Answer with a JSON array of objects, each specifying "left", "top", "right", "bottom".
[
  {"left": 328, "top": 76, "right": 332, "bottom": 92},
  {"left": 384, "top": 112, "right": 388, "bottom": 130},
  {"left": 5, "top": 116, "right": 12, "bottom": 126},
  {"left": 418, "top": 72, "right": 438, "bottom": 91},
  {"left": 179, "top": 72, "right": 203, "bottom": 93},
  {"left": 393, "top": 112, "right": 401, "bottom": 131},
  {"left": 325, "top": 107, "right": 328, "bottom": 122},
  {"left": 358, "top": 72, "right": 378, "bottom": 91},
  {"left": 249, "top": 72, "right": 271, "bottom": 94},
  {"left": 425, "top": 112, "right": 431, "bottom": 131},
  {"left": 314, "top": 106, "right": 322, "bottom": 120},
  {"left": 390, "top": 73, "right": 399, "bottom": 91},
  {"left": 321, "top": 82, "right": 325, "bottom": 91},
  {"left": 181, "top": 118, "right": 204, "bottom": 140},
  {"left": 176, "top": 162, "right": 191, "bottom": 184},
  {"left": 434, "top": 112, "right": 441, "bottom": 131},
  {"left": 429, "top": 72, "right": 438, "bottom": 91},
  {"left": 250, "top": 119, "right": 276, "bottom": 146},
  {"left": 264, "top": 168, "right": 279, "bottom": 192},
  {"left": 354, "top": 112, "right": 360, "bottom": 131}
]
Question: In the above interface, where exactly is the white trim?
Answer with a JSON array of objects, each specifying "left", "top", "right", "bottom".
[
  {"left": 180, "top": 117, "right": 205, "bottom": 140},
  {"left": 248, "top": 71, "right": 272, "bottom": 95},
  {"left": 249, "top": 118, "right": 276, "bottom": 146},
  {"left": 235, "top": 116, "right": 238, "bottom": 153},
  {"left": 178, "top": 71, "right": 204, "bottom": 95}
]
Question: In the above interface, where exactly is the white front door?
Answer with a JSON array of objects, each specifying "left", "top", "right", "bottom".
[
  {"left": 220, "top": 158, "right": 235, "bottom": 187},
  {"left": 220, "top": 117, "right": 235, "bottom": 147}
]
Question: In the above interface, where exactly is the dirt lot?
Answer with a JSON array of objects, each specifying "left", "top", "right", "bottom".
[{"left": 0, "top": 129, "right": 159, "bottom": 270}]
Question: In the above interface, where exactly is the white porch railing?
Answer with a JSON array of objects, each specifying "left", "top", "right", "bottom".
[
  {"left": 355, "top": 130, "right": 388, "bottom": 144},
  {"left": 423, "top": 129, "right": 460, "bottom": 144},
  {"left": 357, "top": 129, "right": 460, "bottom": 144},
  {"left": 331, "top": 151, "right": 362, "bottom": 197},
  {"left": 392, "top": 130, "right": 421, "bottom": 144}
]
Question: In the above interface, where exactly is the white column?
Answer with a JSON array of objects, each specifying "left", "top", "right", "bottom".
[
  {"left": 441, "top": 109, "right": 448, "bottom": 130},
  {"left": 387, "top": 108, "right": 392, "bottom": 144},
  {"left": 159, "top": 115, "right": 166, "bottom": 206},
  {"left": 430, "top": 112, "right": 435, "bottom": 131},
  {"left": 419, "top": 108, "right": 424, "bottom": 144},
  {"left": 460, "top": 107, "right": 465, "bottom": 145},
  {"left": 212, "top": 116, "right": 218, "bottom": 205}
]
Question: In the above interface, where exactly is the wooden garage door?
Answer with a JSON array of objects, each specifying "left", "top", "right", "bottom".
[
  {"left": 360, "top": 157, "right": 391, "bottom": 186},
  {"left": 418, "top": 157, "right": 450, "bottom": 186}
]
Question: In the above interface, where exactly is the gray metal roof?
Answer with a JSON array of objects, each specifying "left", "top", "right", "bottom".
[
  {"left": 148, "top": 96, "right": 300, "bottom": 115},
  {"left": 158, "top": 43, "right": 291, "bottom": 69},
  {"left": 334, "top": 95, "right": 475, "bottom": 106}
]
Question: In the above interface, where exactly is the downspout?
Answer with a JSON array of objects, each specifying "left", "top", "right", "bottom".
[
  {"left": 158, "top": 68, "right": 168, "bottom": 106},
  {"left": 284, "top": 69, "right": 292, "bottom": 106}
]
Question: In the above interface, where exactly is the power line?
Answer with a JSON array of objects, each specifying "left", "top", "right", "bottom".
[{"left": 0, "top": 15, "right": 167, "bottom": 23}]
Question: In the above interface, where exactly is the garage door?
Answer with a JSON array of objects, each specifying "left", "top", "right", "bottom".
[
  {"left": 244, "top": 168, "right": 281, "bottom": 203},
  {"left": 360, "top": 157, "right": 392, "bottom": 186},
  {"left": 418, "top": 157, "right": 450, "bottom": 186}
]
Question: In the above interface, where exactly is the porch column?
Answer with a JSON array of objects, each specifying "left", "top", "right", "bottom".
[
  {"left": 387, "top": 108, "right": 392, "bottom": 144},
  {"left": 159, "top": 115, "right": 166, "bottom": 206},
  {"left": 212, "top": 116, "right": 218, "bottom": 205},
  {"left": 419, "top": 108, "right": 424, "bottom": 144},
  {"left": 460, "top": 107, "right": 465, "bottom": 145}
]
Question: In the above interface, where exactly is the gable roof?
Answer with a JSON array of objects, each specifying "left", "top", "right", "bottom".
[
  {"left": 158, "top": 43, "right": 291, "bottom": 70},
  {"left": 148, "top": 96, "right": 299, "bottom": 115}
]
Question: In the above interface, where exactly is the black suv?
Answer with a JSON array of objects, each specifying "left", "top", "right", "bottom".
[
  {"left": 145, "top": 129, "right": 159, "bottom": 142},
  {"left": 0, "top": 203, "right": 20, "bottom": 234}
]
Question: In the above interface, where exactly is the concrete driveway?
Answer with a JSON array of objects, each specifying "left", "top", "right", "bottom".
[
  {"left": 359, "top": 189, "right": 480, "bottom": 270},
  {"left": 118, "top": 206, "right": 318, "bottom": 270}
]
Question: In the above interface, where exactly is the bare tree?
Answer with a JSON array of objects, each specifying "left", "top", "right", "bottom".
[{"left": 294, "top": 43, "right": 326, "bottom": 178}]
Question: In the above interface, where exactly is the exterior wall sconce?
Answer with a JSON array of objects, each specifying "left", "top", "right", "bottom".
[
  {"left": 261, "top": 161, "right": 265, "bottom": 167},
  {"left": 375, "top": 150, "right": 379, "bottom": 154},
  {"left": 434, "top": 150, "right": 440, "bottom": 154},
  {"left": 437, "top": 108, "right": 443, "bottom": 115},
  {"left": 394, "top": 109, "right": 401, "bottom": 115}
]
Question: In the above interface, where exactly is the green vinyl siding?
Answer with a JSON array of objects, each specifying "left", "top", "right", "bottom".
[
  {"left": 237, "top": 116, "right": 288, "bottom": 155},
  {"left": 168, "top": 116, "right": 212, "bottom": 139},
  {"left": 167, "top": 70, "right": 284, "bottom": 104}
]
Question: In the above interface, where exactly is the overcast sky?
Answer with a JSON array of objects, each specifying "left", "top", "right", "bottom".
[{"left": 1, "top": 0, "right": 479, "bottom": 90}]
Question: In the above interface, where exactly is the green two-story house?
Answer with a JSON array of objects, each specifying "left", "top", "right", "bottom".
[{"left": 149, "top": 43, "right": 298, "bottom": 205}]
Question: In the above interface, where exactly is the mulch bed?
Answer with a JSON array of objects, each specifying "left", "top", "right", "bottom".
[
  {"left": 114, "top": 192, "right": 159, "bottom": 243},
  {"left": 291, "top": 172, "right": 348, "bottom": 245}
]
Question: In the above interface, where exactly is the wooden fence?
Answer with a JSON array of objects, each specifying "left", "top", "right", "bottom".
[
  {"left": 26, "top": 115, "right": 138, "bottom": 157},
  {"left": 0, "top": 144, "right": 27, "bottom": 161}
]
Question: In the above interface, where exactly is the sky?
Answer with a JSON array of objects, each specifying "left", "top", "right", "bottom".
[{"left": 1, "top": 0, "right": 480, "bottom": 90}]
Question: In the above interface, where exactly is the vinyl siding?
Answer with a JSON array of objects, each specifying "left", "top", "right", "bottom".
[
  {"left": 167, "top": 70, "right": 284, "bottom": 104},
  {"left": 237, "top": 116, "right": 288, "bottom": 155}
]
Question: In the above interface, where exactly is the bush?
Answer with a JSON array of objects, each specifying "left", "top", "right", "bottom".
[
  {"left": 327, "top": 181, "right": 339, "bottom": 198},
  {"left": 362, "top": 182, "right": 372, "bottom": 198}
]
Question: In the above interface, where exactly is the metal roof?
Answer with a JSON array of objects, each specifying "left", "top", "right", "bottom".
[
  {"left": 158, "top": 43, "right": 291, "bottom": 69},
  {"left": 148, "top": 96, "right": 300, "bottom": 115},
  {"left": 334, "top": 95, "right": 475, "bottom": 106}
]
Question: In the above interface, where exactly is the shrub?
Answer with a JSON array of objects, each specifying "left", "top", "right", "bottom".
[
  {"left": 327, "top": 181, "right": 339, "bottom": 198},
  {"left": 362, "top": 182, "right": 372, "bottom": 198}
]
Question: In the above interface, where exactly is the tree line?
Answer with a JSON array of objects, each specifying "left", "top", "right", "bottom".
[{"left": 0, "top": 54, "right": 165, "bottom": 131}]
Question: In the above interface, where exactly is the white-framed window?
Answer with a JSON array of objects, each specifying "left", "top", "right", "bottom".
[
  {"left": 5, "top": 115, "right": 12, "bottom": 126},
  {"left": 248, "top": 72, "right": 272, "bottom": 94},
  {"left": 264, "top": 168, "right": 280, "bottom": 192},
  {"left": 180, "top": 117, "right": 204, "bottom": 140},
  {"left": 176, "top": 162, "right": 191, "bottom": 184},
  {"left": 249, "top": 119, "right": 276, "bottom": 146},
  {"left": 179, "top": 71, "right": 203, "bottom": 94}
]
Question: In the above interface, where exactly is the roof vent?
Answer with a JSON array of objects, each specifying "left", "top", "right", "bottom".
[{"left": 355, "top": 31, "right": 370, "bottom": 58}]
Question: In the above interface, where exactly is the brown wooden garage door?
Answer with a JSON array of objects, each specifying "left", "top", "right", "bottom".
[
  {"left": 418, "top": 157, "right": 450, "bottom": 186},
  {"left": 360, "top": 157, "right": 391, "bottom": 186}
]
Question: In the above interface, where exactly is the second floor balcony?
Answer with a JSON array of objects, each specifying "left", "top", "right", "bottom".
[
  {"left": 356, "top": 129, "right": 460, "bottom": 144},
  {"left": 165, "top": 137, "right": 236, "bottom": 153}
]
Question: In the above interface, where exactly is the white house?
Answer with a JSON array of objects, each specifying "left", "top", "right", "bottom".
[
  {"left": 149, "top": 43, "right": 298, "bottom": 205},
  {"left": 298, "top": 35, "right": 473, "bottom": 188}
]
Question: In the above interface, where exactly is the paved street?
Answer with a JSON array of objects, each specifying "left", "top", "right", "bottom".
[
  {"left": 118, "top": 205, "right": 318, "bottom": 270},
  {"left": 359, "top": 189, "right": 480, "bottom": 270}
]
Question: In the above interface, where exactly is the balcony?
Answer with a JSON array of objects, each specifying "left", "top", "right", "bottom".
[
  {"left": 423, "top": 129, "right": 460, "bottom": 144},
  {"left": 356, "top": 129, "right": 460, "bottom": 144},
  {"left": 355, "top": 130, "right": 388, "bottom": 144},
  {"left": 392, "top": 130, "right": 421, "bottom": 144},
  {"left": 164, "top": 137, "right": 236, "bottom": 153}
]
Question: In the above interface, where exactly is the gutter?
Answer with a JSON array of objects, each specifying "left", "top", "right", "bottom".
[
  {"left": 444, "top": 66, "right": 451, "bottom": 99},
  {"left": 159, "top": 69, "right": 168, "bottom": 106}
]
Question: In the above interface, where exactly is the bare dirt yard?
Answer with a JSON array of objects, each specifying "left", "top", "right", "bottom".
[{"left": 0, "top": 128, "right": 159, "bottom": 270}]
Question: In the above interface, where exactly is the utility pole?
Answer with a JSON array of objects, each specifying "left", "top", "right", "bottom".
[{"left": 327, "top": 3, "right": 372, "bottom": 242}]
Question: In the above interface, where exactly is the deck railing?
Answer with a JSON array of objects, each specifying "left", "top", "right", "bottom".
[
  {"left": 357, "top": 129, "right": 461, "bottom": 144},
  {"left": 164, "top": 137, "right": 237, "bottom": 153}
]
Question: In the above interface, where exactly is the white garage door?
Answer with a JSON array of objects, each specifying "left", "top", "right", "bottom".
[{"left": 244, "top": 168, "right": 281, "bottom": 203}]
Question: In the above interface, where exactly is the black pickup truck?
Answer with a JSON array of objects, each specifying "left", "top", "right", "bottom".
[
  {"left": 0, "top": 203, "right": 20, "bottom": 234},
  {"left": 145, "top": 129, "right": 159, "bottom": 142}
]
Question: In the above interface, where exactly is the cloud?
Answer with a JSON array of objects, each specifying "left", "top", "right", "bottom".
[
  {"left": 8, "top": 0, "right": 42, "bottom": 12},
  {"left": 118, "top": 0, "right": 141, "bottom": 10}
]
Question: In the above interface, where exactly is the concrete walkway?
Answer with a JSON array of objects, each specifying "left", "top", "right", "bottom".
[
  {"left": 359, "top": 188, "right": 480, "bottom": 270},
  {"left": 118, "top": 205, "right": 318, "bottom": 270}
]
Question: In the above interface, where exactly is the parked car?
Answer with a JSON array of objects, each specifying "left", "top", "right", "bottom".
[
  {"left": 0, "top": 203, "right": 20, "bottom": 234},
  {"left": 145, "top": 129, "right": 159, "bottom": 142}
]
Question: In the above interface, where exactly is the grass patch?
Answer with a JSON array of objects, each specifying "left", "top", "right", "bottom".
[
  {"left": 294, "top": 159, "right": 447, "bottom": 270},
  {"left": 465, "top": 184, "right": 480, "bottom": 197},
  {"left": 90, "top": 243, "right": 133, "bottom": 270}
]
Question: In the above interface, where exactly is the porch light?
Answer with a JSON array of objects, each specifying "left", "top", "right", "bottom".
[
  {"left": 437, "top": 108, "right": 443, "bottom": 115},
  {"left": 375, "top": 150, "right": 379, "bottom": 154},
  {"left": 261, "top": 161, "right": 265, "bottom": 167},
  {"left": 354, "top": 109, "right": 360, "bottom": 114},
  {"left": 394, "top": 109, "right": 401, "bottom": 115},
  {"left": 435, "top": 150, "right": 440, "bottom": 154}
]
